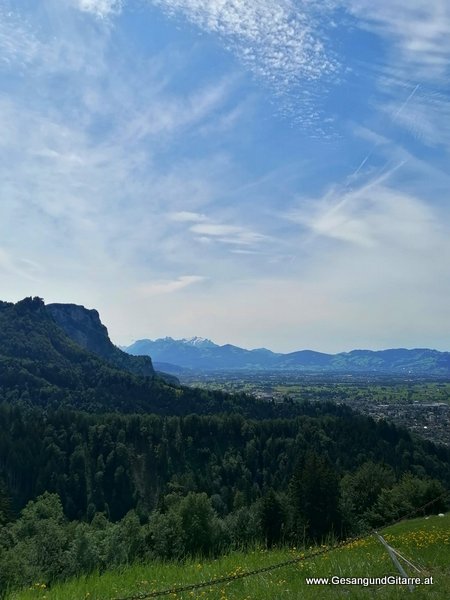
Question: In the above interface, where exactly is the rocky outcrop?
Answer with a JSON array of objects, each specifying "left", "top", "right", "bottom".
[{"left": 47, "top": 303, "right": 155, "bottom": 377}]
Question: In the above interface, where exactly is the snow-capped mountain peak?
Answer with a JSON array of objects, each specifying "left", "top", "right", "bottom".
[{"left": 181, "top": 336, "right": 217, "bottom": 348}]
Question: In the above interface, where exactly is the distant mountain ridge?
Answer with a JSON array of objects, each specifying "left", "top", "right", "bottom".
[
  {"left": 180, "top": 336, "right": 217, "bottom": 348},
  {"left": 126, "top": 337, "right": 281, "bottom": 371},
  {"left": 125, "top": 337, "right": 450, "bottom": 375},
  {"left": 0, "top": 297, "right": 295, "bottom": 417}
]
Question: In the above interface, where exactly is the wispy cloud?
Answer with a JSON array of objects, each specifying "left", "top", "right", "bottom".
[
  {"left": 329, "top": 1, "right": 450, "bottom": 164},
  {"left": 0, "top": 248, "right": 42, "bottom": 282},
  {"left": 0, "top": 6, "right": 40, "bottom": 68},
  {"left": 76, "top": 0, "right": 339, "bottom": 93},
  {"left": 380, "top": 87, "right": 450, "bottom": 150},
  {"left": 138, "top": 275, "right": 206, "bottom": 296},
  {"left": 289, "top": 181, "right": 438, "bottom": 250},
  {"left": 76, "top": 0, "right": 123, "bottom": 18},
  {"left": 169, "top": 211, "right": 209, "bottom": 222},
  {"left": 147, "top": 0, "right": 339, "bottom": 126},
  {"left": 341, "top": 0, "right": 450, "bottom": 78},
  {"left": 0, "top": 3, "right": 245, "bottom": 302},
  {"left": 75, "top": 0, "right": 340, "bottom": 98},
  {"left": 2, "top": 0, "right": 449, "bottom": 351},
  {"left": 168, "top": 211, "right": 268, "bottom": 247},
  {"left": 273, "top": 174, "right": 450, "bottom": 350},
  {"left": 122, "top": 78, "right": 233, "bottom": 142},
  {"left": 190, "top": 222, "right": 266, "bottom": 246},
  {"left": 152, "top": 0, "right": 337, "bottom": 82}
]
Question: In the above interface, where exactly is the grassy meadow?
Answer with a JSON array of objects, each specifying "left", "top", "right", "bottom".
[{"left": 6, "top": 514, "right": 449, "bottom": 600}]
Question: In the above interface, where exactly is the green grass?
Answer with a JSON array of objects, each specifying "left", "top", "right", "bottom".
[{"left": 8, "top": 514, "right": 450, "bottom": 600}]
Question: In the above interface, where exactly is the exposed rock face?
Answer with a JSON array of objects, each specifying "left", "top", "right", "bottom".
[
  {"left": 47, "top": 303, "right": 155, "bottom": 377},
  {"left": 47, "top": 304, "right": 110, "bottom": 355}
]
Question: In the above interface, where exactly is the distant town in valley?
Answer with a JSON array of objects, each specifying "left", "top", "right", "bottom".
[
  {"left": 178, "top": 371, "right": 450, "bottom": 447},
  {"left": 122, "top": 336, "right": 450, "bottom": 446}
]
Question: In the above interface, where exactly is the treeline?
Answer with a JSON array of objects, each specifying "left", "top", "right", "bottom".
[{"left": 1, "top": 402, "right": 449, "bottom": 523}]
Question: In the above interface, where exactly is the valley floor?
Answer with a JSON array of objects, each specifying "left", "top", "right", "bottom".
[{"left": 181, "top": 373, "right": 450, "bottom": 446}]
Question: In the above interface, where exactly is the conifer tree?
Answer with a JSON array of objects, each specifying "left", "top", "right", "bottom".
[{"left": 290, "top": 451, "right": 340, "bottom": 542}]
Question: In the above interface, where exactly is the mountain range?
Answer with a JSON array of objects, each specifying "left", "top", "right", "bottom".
[
  {"left": 125, "top": 337, "right": 450, "bottom": 375},
  {"left": 2, "top": 296, "right": 450, "bottom": 386},
  {"left": 0, "top": 297, "right": 285, "bottom": 417}
]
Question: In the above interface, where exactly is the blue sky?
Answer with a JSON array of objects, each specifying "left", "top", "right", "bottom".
[{"left": 1, "top": 0, "right": 450, "bottom": 352}]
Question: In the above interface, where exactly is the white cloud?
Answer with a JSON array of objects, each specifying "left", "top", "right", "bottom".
[
  {"left": 167, "top": 210, "right": 268, "bottom": 248},
  {"left": 332, "top": 2, "right": 450, "bottom": 157},
  {"left": 189, "top": 222, "right": 267, "bottom": 246},
  {"left": 381, "top": 88, "right": 450, "bottom": 150},
  {"left": 0, "top": 6, "right": 40, "bottom": 68},
  {"left": 230, "top": 249, "right": 264, "bottom": 255},
  {"left": 168, "top": 211, "right": 209, "bottom": 222},
  {"left": 138, "top": 275, "right": 206, "bottom": 296},
  {"left": 152, "top": 0, "right": 336, "bottom": 80},
  {"left": 0, "top": 86, "right": 240, "bottom": 288},
  {"left": 127, "top": 242, "right": 450, "bottom": 350},
  {"left": 341, "top": 0, "right": 450, "bottom": 78},
  {"left": 76, "top": 0, "right": 123, "bottom": 18},
  {"left": 251, "top": 178, "right": 449, "bottom": 350},
  {"left": 150, "top": 0, "right": 338, "bottom": 125},
  {"left": 288, "top": 173, "right": 440, "bottom": 251},
  {"left": 122, "top": 78, "right": 233, "bottom": 141},
  {"left": 190, "top": 223, "right": 241, "bottom": 236},
  {"left": 0, "top": 3, "right": 251, "bottom": 312},
  {"left": 2, "top": 0, "right": 449, "bottom": 352}
]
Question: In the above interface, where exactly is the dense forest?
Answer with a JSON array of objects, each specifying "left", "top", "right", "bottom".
[
  {"left": 0, "top": 298, "right": 449, "bottom": 596},
  {"left": 1, "top": 401, "right": 449, "bottom": 594},
  {"left": 2, "top": 401, "right": 449, "bottom": 521}
]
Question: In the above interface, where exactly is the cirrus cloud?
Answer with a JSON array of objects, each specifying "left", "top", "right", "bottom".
[
  {"left": 151, "top": 0, "right": 338, "bottom": 83},
  {"left": 75, "top": 0, "right": 123, "bottom": 18},
  {"left": 341, "top": 0, "right": 450, "bottom": 78},
  {"left": 138, "top": 275, "right": 206, "bottom": 296}
]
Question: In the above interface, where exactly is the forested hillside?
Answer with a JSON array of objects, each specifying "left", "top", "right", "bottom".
[
  {"left": 1, "top": 402, "right": 449, "bottom": 522},
  {"left": 1, "top": 401, "right": 449, "bottom": 595},
  {"left": 0, "top": 298, "right": 449, "bottom": 597},
  {"left": 0, "top": 298, "right": 270, "bottom": 416}
]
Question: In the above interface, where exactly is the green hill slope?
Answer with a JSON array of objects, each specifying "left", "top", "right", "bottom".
[
  {"left": 0, "top": 297, "right": 178, "bottom": 413},
  {"left": 7, "top": 513, "right": 450, "bottom": 600},
  {"left": 0, "top": 297, "right": 266, "bottom": 416}
]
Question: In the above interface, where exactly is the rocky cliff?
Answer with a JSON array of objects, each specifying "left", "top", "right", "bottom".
[{"left": 47, "top": 303, "right": 155, "bottom": 377}]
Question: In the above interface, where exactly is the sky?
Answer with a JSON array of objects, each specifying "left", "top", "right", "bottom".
[{"left": 1, "top": 0, "right": 450, "bottom": 353}]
